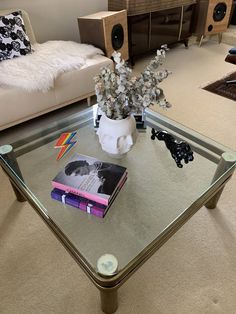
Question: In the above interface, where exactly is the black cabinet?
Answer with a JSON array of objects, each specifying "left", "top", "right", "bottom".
[
  {"left": 181, "top": 5, "right": 196, "bottom": 40},
  {"left": 150, "top": 8, "right": 181, "bottom": 49},
  {"left": 128, "top": 14, "right": 150, "bottom": 56},
  {"left": 128, "top": 4, "right": 195, "bottom": 62}
]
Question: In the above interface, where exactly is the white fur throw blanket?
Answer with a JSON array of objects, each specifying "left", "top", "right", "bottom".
[{"left": 0, "top": 41, "right": 103, "bottom": 92}]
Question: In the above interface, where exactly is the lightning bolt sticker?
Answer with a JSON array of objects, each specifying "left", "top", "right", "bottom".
[{"left": 54, "top": 132, "right": 77, "bottom": 160}]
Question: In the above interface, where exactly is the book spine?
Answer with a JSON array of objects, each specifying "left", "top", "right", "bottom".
[
  {"left": 109, "top": 171, "right": 127, "bottom": 201},
  {"left": 51, "top": 181, "right": 108, "bottom": 205},
  {"left": 51, "top": 189, "right": 105, "bottom": 218}
]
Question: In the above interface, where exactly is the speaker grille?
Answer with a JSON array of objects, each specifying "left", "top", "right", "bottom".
[
  {"left": 213, "top": 2, "right": 227, "bottom": 22},
  {"left": 111, "top": 24, "right": 124, "bottom": 50}
]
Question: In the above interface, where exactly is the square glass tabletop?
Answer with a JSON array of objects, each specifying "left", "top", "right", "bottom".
[{"left": 1, "top": 106, "right": 235, "bottom": 289}]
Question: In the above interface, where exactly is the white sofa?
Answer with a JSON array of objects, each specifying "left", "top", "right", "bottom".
[{"left": 0, "top": 9, "right": 113, "bottom": 131}]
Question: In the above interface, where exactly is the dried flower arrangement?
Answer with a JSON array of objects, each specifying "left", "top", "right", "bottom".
[{"left": 94, "top": 46, "right": 171, "bottom": 120}]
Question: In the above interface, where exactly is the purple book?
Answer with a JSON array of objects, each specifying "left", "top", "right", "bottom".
[{"left": 51, "top": 188, "right": 108, "bottom": 218}]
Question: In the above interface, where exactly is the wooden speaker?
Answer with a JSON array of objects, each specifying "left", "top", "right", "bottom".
[
  {"left": 194, "top": 0, "right": 233, "bottom": 36},
  {"left": 78, "top": 10, "right": 129, "bottom": 61}
]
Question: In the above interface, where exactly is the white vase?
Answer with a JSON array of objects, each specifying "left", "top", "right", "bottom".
[{"left": 97, "top": 114, "right": 137, "bottom": 157}]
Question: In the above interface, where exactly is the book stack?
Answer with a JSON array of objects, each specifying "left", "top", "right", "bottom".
[{"left": 51, "top": 153, "right": 127, "bottom": 218}]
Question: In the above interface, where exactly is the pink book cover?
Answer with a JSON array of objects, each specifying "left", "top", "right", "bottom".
[{"left": 51, "top": 153, "right": 127, "bottom": 205}]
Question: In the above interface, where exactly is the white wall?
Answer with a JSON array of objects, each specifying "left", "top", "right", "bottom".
[{"left": 0, "top": 0, "right": 107, "bottom": 43}]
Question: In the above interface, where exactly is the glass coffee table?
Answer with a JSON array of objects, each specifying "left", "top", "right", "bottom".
[{"left": 1, "top": 107, "right": 236, "bottom": 313}]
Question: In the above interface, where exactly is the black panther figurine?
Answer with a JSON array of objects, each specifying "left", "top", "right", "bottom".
[{"left": 151, "top": 128, "right": 194, "bottom": 168}]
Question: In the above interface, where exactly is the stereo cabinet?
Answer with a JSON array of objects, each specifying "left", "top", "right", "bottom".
[{"left": 128, "top": 4, "right": 196, "bottom": 62}]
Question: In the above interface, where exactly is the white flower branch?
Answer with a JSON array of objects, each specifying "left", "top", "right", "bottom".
[{"left": 94, "top": 46, "right": 171, "bottom": 120}]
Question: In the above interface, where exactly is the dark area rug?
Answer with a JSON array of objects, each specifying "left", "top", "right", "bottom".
[{"left": 203, "top": 72, "right": 236, "bottom": 101}]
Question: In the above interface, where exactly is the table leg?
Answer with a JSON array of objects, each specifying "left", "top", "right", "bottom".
[
  {"left": 9, "top": 182, "right": 25, "bottom": 202},
  {"left": 218, "top": 33, "right": 222, "bottom": 44},
  {"left": 100, "top": 287, "right": 118, "bottom": 314},
  {"left": 205, "top": 152, "right": 236, "bottom": 209},
  {"left": 0, "top": 144, "right": 26, "bottom": 202}
]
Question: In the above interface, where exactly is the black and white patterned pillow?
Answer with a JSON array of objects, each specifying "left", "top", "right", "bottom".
[{"left": 0, "top": 10, "right": 32, "bottom": 61}]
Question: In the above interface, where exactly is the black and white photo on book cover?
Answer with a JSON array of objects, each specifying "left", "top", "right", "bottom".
[{"left": 52, "top": 153, "right": 127, "bottom": 205}]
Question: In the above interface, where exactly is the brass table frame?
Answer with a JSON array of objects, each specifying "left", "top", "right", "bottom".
[{"left": 1, "top": 108, "right": 236, "bottom": 314}]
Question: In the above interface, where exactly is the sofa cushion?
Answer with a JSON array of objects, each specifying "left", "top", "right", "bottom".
[
  {"left": 0, "top": 10, "right": 32, "bottom": 61},
  {"left": 54, "top": 55, "right": 113, "bottom": 104},
  {"left": 0, "top": 85, "right": 57, "bottom": 130},
  {"left": 0, "top": 41, "right": 104, "bottom": 92}
]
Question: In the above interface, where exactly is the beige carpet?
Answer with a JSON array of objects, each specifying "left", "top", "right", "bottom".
[{"left": 1, "top": 40, "right": 236, "bottom": 314}]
